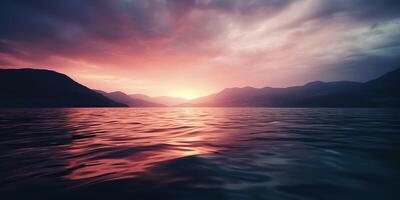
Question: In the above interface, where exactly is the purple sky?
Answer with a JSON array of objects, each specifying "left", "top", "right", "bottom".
[{"left": 1, "top": 0, "right": 400, "bottom": 99}]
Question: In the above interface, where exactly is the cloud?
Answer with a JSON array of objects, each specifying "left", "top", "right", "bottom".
[{"left": 0, "top": 0, "right": 399, "bottom": 96}]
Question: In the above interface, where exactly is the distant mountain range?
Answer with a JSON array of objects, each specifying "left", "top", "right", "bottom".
[
  {"left": 129, "top": 94, "right": 188, "bottom": 106},
  {"left": 181, "top": 68, "right": 400, "bottom": 107},
  {"left": 92, "top": 91, "right": 188, "bottom": 107},
  {"left": 1, "top": 68, "right": 399, "bottom": 108},
  {"left": 94, "top": 90, "right": 164, "bottom": 107},
  {"left": 0, "top": 69, "right": 126, "bottom": 107}
]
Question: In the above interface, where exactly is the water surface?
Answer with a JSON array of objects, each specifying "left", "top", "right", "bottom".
[{"left": 0, "top": 108, "right": 399, "bottom": 199}]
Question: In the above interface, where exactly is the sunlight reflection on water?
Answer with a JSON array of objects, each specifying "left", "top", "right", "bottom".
[{"left": 0, "top": 108, "right": 399, "bottom": 199}]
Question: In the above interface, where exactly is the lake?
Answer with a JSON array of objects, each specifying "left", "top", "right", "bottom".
[{"left": 0, "top": 108, "right": 399, "bottom": 199}]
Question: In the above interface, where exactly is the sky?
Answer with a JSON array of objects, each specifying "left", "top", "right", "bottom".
[{"left": 1, "top": 0, "right": 400, "bottom": 99}]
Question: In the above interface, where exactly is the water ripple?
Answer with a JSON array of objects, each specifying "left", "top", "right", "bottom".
[{"left": 0, "top": 108, "right": 399, "bottom": 199}]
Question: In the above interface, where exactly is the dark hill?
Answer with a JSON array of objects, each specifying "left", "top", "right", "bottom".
[
  {"left": 182, "top": 68, "right": 400, "bottom": 107},
  {"left": 94, "top": 90, "right": 164, "bottom": 107},
  {"left": 0, "top": 68, "right": 127, "bottom": 107}
]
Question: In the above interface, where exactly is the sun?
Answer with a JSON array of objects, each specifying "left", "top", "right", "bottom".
[{"left": 169, "top": 90, "right": 204, "bottom": 100}]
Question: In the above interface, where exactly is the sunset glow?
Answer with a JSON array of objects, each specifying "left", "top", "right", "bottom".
[
  {"left": 168, "top": 90, "right": 206, "bottom": 100},
  {"left": 1, "top": 0, "right": 400, "bottom": 98},
  {"left": 1, "top": 1, "right": 400, "bottom": 199}
]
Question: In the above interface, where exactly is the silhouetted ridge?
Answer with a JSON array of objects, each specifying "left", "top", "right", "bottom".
[
  {"left": 182, "top": 68, "right": 400, "bottom": 107},
  {"left": 0, "top": 68, "right": 127, "bottom": 107},
  {"left": 304, "top": 81, "right": 325, "bottom": 87},
  {"left": 94, "top": 90, "right": 164, "bottom": 107},
  {"left": 365, "top": 68, "right": 400, "bottom": 90}
]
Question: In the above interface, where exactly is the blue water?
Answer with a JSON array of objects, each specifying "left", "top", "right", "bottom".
[{"left": 0, "top": 108, "right": 399, "bottom": 199}]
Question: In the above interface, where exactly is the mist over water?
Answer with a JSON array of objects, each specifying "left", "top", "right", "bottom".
[{"left": 0, "top": 108, "right": 399, "bottom": 199}]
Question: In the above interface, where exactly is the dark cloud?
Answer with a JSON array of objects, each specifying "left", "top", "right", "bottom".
[
  {"left": 0, "top": 0, "right": 397, "bottom": 53},
  {"left": 0, "top": 0, "right": 293, "bottom": 44},
  {"left": 195, "top": 0, "right": 294, "bottom": 13},
  {"left": 316, "top": 53, "right": 400, "bottom": 82},
  {"left": 0, "top": 0, "right": 400, "bottom": 84},
  {"left": 348, "top": 0, "right": 400, "bottom": 20}
]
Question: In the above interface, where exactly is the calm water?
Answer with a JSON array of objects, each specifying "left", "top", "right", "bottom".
[{"left": 0, "top": 108, "right": 399, "bottom": 199}]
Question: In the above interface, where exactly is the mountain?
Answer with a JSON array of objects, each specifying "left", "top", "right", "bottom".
[
  {"left": 95, "top": 90, "right": 164, "bottom": 107},
  {"left": 182, "top": 68, "right": 400, "bottom": 107},
  {"left": 0, "top": 68, "right": 127, "bottom": 107},
  {"left": 130, "top": 94, "right": 188, "bottom": 106}
]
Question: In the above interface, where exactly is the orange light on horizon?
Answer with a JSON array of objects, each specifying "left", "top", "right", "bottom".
[{"left": 168, "top": 90, "right": 207, "bottom": 100}]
